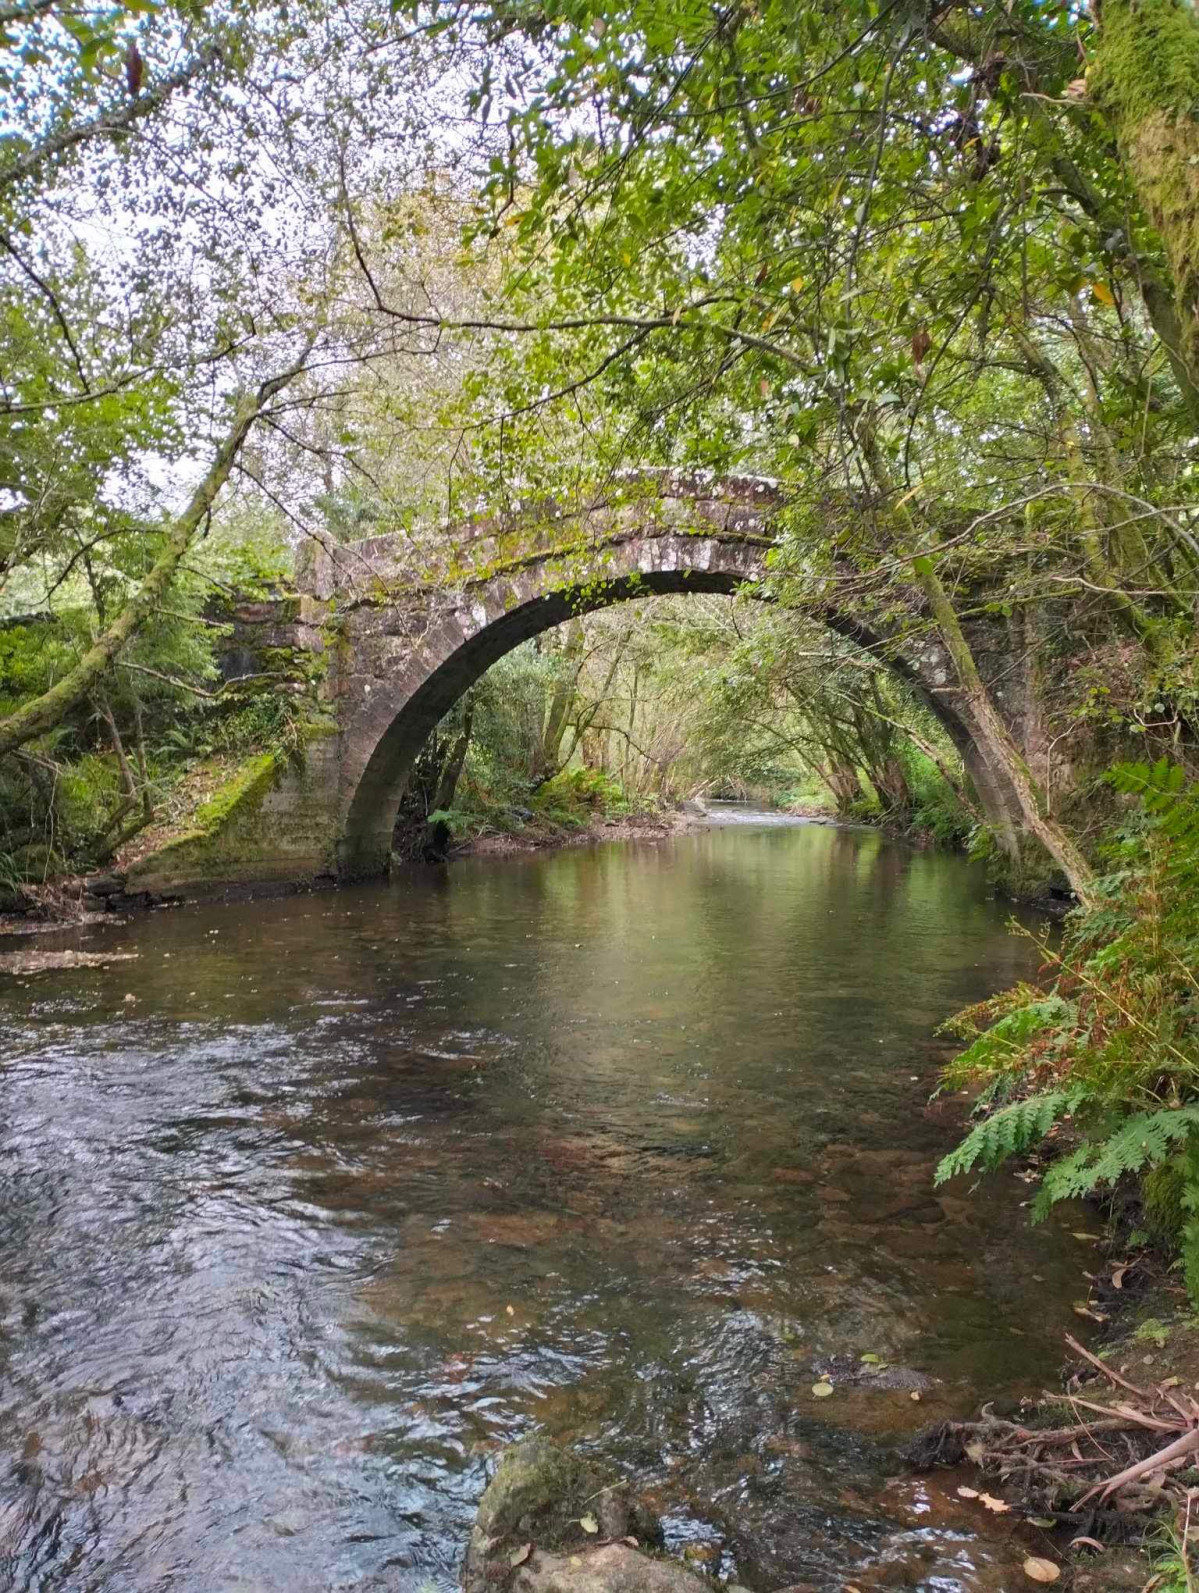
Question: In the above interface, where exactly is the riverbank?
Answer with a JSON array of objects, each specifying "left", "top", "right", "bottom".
[
  {"left": 904, "top": 1201, "right": 1199, "bottom": 1588},
  {"left": 448, "top": 803, "right": 710, "bottom": 859},
  {"left": 0, "top": 803, "right": 714, "bottom": 940},
  {"left": 0, "top": 800, "right": 855, "bottom": 939}
]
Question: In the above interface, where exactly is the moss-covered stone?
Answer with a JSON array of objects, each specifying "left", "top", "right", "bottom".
[
  {"left": 463, "top": 1439, "right": 663, "bottom": 1593},
  {"left": 192, "top": 752, "right": 279, "bottom": 832},
  {"left": 125, "top": 725, "right": 341, "bottom": 895}
]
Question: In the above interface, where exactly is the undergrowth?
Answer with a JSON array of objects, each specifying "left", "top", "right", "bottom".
[{"left": 935, "top": 761, "right": 1199, "bottom": 1297}]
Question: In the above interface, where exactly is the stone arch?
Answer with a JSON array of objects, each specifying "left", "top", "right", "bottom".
[
  {"left": 324, "top": 521, "right": 1015, "bottom": 879},
  {"left": 334, "top": 533, "right": 767, "bottom": 877},
  {"left": 118, "top": 477, "right": 1035, "bottom": 900}
]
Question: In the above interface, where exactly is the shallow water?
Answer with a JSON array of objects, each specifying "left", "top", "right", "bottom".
[{"left": 0, "top": 819, "right": 1088, "bottom": 1591}]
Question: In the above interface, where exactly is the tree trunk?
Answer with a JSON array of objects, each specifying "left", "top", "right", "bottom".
[
  {"left": 912, "top": 552, "right": 1098, "bottom": 903},
  {"left": 1091, "top": 0, "right": 1199, "bottom": 402},
  {"left": 855, "top": 419, "right": 1098, "bottom": 903},
  {"left": 533, "top": 617, "right": 585, "bottom": 784},
  {"left": 925, "top": 8, "right": 1199, "bottom": 421},
  {"left": 432, "top": 698, "right": 475, "bottom": 814},
  {"left": 821, "top": 758, "right": 864, "bottom": 813},
  {"left": 0, "top": 351, "right": 311, "bottom": 760},
  {"left": 870, "top": 754, "right": 913, "bottom": 819}
]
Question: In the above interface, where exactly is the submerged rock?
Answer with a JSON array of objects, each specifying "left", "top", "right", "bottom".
[
  {"left": 463, "top": 1438, "right": 689, "bottom": 1593},
  {"left": 805, "top": 1353, "right": 935, "bottom": 1393}
]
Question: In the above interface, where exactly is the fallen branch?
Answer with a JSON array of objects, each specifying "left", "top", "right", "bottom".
[
  {"left": 1064, "top": 1333, "right": 1147, "bottom": 1399},
  {"left": 1076, "top": 1428, "right": 1199, "bottom": 1508}
]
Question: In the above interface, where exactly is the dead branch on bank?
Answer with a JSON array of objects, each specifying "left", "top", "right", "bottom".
[{"left": 907, "top": 1333, "right": 1199, "bottom": 1537}]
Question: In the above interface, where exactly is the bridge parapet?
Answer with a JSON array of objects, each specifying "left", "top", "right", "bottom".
[{"left": 295, "top": 472, "right": 784, "bottom": 604}]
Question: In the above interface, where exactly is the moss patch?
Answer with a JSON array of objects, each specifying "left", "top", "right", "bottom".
[
  {"left": 192, "top": 752, "right": 280, "bottom": 831},
  {"left": 123, "top": 724, "right": 340, "bottom": 891}
]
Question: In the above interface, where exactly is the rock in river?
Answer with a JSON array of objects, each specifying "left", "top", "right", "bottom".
[{"left": 463, "top": 1438, "right": 713, "bottom": 1593}]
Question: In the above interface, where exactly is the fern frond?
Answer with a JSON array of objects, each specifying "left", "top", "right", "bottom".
[
  {"left": 945, "top": 996, "right": 1075, "bottom": 1080},
  {"left": 934, "top": 1090, "right": 1080, "bottom": 1185},
  {"left": 1033, "top": 1108, "right": 1199, "bottom": 1216}
]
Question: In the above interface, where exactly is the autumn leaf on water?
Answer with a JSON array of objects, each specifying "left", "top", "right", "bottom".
[
  {"left": 811, "top": 1381, "right": 834, "bottom": 1398},
  {"left": 579, "top": 1514, "right": 599, "bottom": 1535},
  {"left": 957, "top": 1485, "right": 1009, "bottom": 1513},
  {"left": 1023, "top": 1557, "right": 1060, "bottom": 1583}
]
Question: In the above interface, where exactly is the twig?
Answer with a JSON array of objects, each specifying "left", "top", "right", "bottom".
[
  {"left": 117, "top": 661, "right": 292, "bottom": 698},
  {"left": 1045, "top": 1393, "right": 1179, "bottom": 1433},
  {"left": 1065, "top": 1333, "right": 1148, "bottom": 1399},
  {"left": 1076, "top": 1427, "right": 1199, "bottom": 1507}
]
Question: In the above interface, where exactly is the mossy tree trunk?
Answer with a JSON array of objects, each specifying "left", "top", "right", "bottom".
[
  {"left": 854, "top": 420, "right": 1099, "bottom": 905},
  {"left": 1092, "top": 0, "right": 1199, "bottom": 402},
  {"left": 0, "top": 351, "right": 312, "bottom": 761}
]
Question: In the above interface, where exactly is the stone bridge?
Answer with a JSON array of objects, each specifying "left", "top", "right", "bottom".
[{"left": 127, "top": 474, "right": 1038, "bottom": 896}]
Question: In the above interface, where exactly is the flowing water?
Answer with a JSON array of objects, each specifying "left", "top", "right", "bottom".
[{"left": 0, "top": 818, "right": 1092, "bottom": 1592}]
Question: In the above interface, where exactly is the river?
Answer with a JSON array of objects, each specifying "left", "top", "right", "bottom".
[{"left": 0, "top": 816, "right": 1090, "bottom": 1591}]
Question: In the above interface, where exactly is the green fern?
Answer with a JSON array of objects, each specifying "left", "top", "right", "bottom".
[
  {"left": 1031, "top": 1108, "right": 1199, "bottom": 1218},
  {"left": 1108, "top": 760, "right": 1199, "bottom": 872},
  {"left": 938, "top": 762, "right": 1199, "bottom": 1300},
  {"left": 946, "top": 997, "right": 1075, "bottom": 1080},
  {"left": 934, "top": 1090, "right": 1082, "bottom": 1184},
  {"left": 1176, "top": 1145, "right": 1199, "bottom": 1302}
]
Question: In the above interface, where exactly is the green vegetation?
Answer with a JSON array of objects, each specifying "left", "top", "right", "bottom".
[
  {"left": 4, "top": 0, "right": 1199, "bottom": 906},
  {"left": 389, "top": 599, "right": 972, "bottom": 856},
  {"left": 937, "top": 761, "right": 1199, "bottom": 1293},
  {"left": 6, "top": 5, "right": 1199, "bottom": 1578},
  {"left": 0, "top": 539, "right": 312, "bottom": 900}
]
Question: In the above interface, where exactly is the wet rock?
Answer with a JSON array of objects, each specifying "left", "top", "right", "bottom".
[
  {"left": 463, "top": 1438, "right": 663, "bottom": 1593},
  {"left": 805, "top": 1354, "right": 936, "bottom": 1393},
  {"left": 83, "top": 873, "right": 126, "bottom": 898},
  {"left": 506, "top": 1543, "right": 717, "bottom": 1592},
  {"left": 0, "top": 948, "right": 139, "bottom": 977},
  {"left": 900, "top": 1420, "right": 966, "bottom": 1469}
]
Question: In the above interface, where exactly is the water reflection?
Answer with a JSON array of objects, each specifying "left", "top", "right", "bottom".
[{"left": 0, "top": 822, "right": 1080, "bottom": 1590}]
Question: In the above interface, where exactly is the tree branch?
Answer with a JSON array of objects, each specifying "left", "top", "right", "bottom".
[
  {"left": 0, "top": 48, "right": 217, "bottom": 192},
  {"left": 0, "top": 338, "right": 314, "bottom": 758}
]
